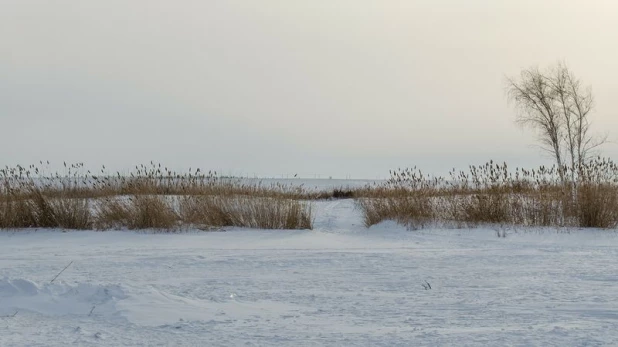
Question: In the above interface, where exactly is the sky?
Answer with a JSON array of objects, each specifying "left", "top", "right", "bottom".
[{"left": 1, "top": 0, "right": 617, "bottom": 179}]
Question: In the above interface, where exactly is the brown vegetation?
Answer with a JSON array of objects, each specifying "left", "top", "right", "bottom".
[
  {"left": 179, "top": 196, "right": 312, "bottom": 230},
  {"left": 0, "top": 162, "right": 313, "bottom": 231},
  {"left": 358, "top": 158, "right": 618, "bottom": 229},
  {"left": 4, "top": 158, "right": 618, "bottom": 232}
]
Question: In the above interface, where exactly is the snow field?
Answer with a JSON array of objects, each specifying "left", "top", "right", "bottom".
[{"left": 1, "top": 200, "right": 617, "bottom": 346}]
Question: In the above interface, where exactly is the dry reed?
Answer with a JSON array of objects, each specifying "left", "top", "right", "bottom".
[
  {"left": 358, "top": 158, "right": 618, "bottom": 229},
  {"left": 1, "top": 162, "right": 314, "bottom": 231}
]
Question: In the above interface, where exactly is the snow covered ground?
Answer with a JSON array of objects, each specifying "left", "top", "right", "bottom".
[{"left": 1, "top": 199, "right": 618, "bottom": 346}]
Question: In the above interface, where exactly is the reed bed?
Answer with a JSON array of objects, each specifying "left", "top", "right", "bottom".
[
  {"left": 358, "top": 158, "right": 618, "bottom": 229},
  {"left": 5, "top": 158, "right": 616, "bottom": 232},
  {"left": 0, "top": 162, "right": 313, "bottom": 231}
]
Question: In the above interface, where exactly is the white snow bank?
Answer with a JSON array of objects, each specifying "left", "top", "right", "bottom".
[
  {"left": 0, "top": 277, "right": 305, "bottom": 327},
  {"left": 0, "top": 278, "right": 126, "bottom": 317}
]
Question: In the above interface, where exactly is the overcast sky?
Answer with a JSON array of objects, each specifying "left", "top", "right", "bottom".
[{"left": 1, "top": 0, "right": 617, "bottom": 178}]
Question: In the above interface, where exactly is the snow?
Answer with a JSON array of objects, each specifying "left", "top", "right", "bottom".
[{"left": 1, "top": 199, "right": 618, "bottom": 346}]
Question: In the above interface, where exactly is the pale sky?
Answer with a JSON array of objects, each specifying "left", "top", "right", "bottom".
[{"left": 1, "top": 0, "right": 617, "bottom": 178}]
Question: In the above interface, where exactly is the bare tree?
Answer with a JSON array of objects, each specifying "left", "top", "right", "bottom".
[
  {"left": 564, "top": 67, "right": 606, "bottom": 168},
  {"left": 506, "top": 63, "right": 605, "bottom": 184},
  {"left": 506, "top": 66, "right": 565, "bottom": 182}
]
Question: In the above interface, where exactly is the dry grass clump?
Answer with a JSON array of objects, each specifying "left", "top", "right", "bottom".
[
  {"left": 357, "top": 195, "right": 433, "bottom": 230},
  {"left": 359, "top": 158, "right": 618, "bottom": 229},
  {"left": 179, "top": 196, "right": 312, "bottom": 230},
  {"left": 576, "top": 183, "right": 618, "bottom": 228},
  {"left": 574, "top": 159, "right": 618, "bottom": 228},
  {"left": 0, "top": 165, "right": 93, "bottom": 229},
  {"left": 356, "top": 173, "right": 436, "bottom": 229},
  {"left": 94, "top": 195, "right": 179, "bottom": 230},
  {"left": 459, "top": 194, "right": 511, "bottom": 225},
  {"left": 43, "top": 196, "right": 92, "bottom": 229},
  {"left": 0, "top": 196, "right": 92, "bottom": 230},
  {"left": 0, "top": 200, "right": 36, "bottom": 228}
]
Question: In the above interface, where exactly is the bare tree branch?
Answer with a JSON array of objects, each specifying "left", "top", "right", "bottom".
[{"left": 505, "top": 62, "right": 606, "bottom": 185}]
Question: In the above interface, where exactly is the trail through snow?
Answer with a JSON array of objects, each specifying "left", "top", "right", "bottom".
[{"left": 1, "top": 200, "right": 618, "bottom": 346}]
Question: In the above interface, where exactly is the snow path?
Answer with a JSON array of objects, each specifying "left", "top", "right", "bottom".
[{"left": 1, "top": 200, "right": 618, "bottom": 346}]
